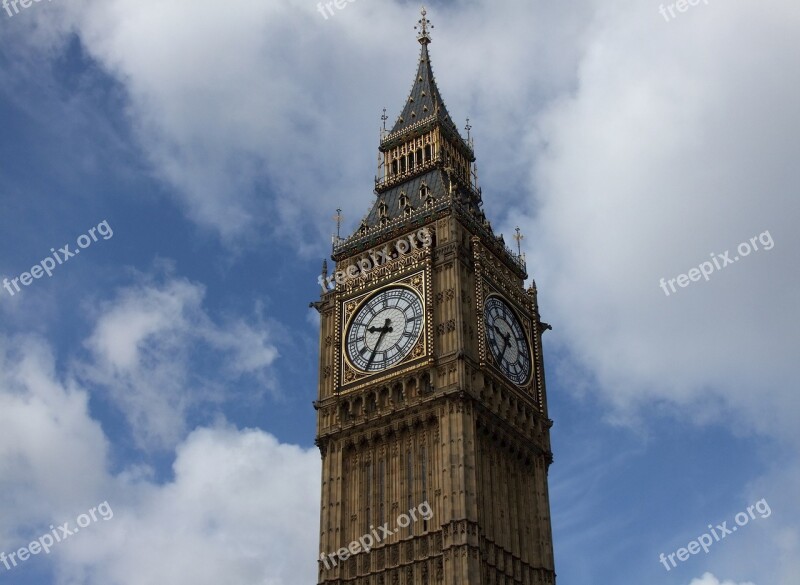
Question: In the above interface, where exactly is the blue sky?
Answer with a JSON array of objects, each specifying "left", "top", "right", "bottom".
[{"left": 1, "top": 1, "right": 798, "bottom": 584}]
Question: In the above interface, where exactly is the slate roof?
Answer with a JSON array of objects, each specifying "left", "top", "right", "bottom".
[
  {"left": 388, "top": 42, "right": 456, "bottom": 138},
  {"left": 364, "top": 168, "right": 447, "bottom": 227}
]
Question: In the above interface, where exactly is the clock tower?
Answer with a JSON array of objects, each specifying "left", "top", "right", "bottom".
[{"left": 313, "top": 9, "right": 557, "bottom": 584}]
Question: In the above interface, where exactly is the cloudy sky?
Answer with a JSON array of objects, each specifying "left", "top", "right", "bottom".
[{"left": 1, "top": 0, "right": 798, "bottom": 583}]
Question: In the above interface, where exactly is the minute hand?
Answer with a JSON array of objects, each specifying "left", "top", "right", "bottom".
[
  {"left": 366, "top": 318, "right": 392, "bottom": 369},
  {"left": 494, "top": 324, "right": 509, "bottom": 357}
]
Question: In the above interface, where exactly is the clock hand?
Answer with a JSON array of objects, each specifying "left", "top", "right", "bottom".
[
  {"left": 501, "top": 331, "right": 512, "bottom": 352},
  {"left": 368, "top": 323, "right": 394, "bottom": 334},
  {"left": 366, "top": 318, "right": 392, "bottom": 369},
  {"left": 499, "top": 331, "right": 513, "bottom": 361},
  {"left": 493, "top": 324, "right": 511, "bottom": 358}
]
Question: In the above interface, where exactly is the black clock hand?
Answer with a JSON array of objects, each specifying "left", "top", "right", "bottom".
[
  {"left": 493, "top": 324, "right": 510, "bottom": 358},
  {"left": 368, "top": 323, "right": 394, "bottom": 334},
  {"left": 500, "top": 331, "right": 512, "bottom": 358},
  {"left": 366, "top": 318, "right": 392, "bottom": 369}
]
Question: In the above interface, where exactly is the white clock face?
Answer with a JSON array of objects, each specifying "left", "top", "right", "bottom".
[
  {"left": 346, "top": 287, "right": 424, "bottom": 372},
  {"left": 484, "top": 296, "right": 531, "bottom": 385}
]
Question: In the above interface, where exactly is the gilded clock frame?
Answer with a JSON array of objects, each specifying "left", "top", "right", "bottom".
[
  {"left": 482, "top": 292, "right": 533, "bottom": 386},
  {"left": 336, "top": 268, "right": 433, "bottom": 394},
  {"left": 473, "top": 235, "right": 541, "bottom": 404}
]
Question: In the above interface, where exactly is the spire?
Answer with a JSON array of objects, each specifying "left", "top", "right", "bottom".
[
  {"left": 388, "top": 8, "right": 456, "bottom": 137},
  {"left": 333, "top": 8, "right": 525, "bottom": 280}
]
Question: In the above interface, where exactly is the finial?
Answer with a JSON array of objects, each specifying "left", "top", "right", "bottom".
[
  {"left": 415, "top": 6, "right": 433, "bottom": 44},
  {"left": 513, "top": 227, "right": 524, "bottom": 257},
  {"left": 465, "top": 118, "right": 472, "bottom": 140},
  {"left": 331, "top": 208, "right": 343, "bottom": 252},
  {"left": 381, "top": 108, "right": 388, "bottom": 130},
  {"left": 334, "top": 208, "right": 343, "bottom": 239}
]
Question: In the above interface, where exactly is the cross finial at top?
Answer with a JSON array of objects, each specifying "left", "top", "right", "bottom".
[
  {"left": 513, "top": 227, "right": 525, "bottom": 257},
  {"left": 330, "top": 208, "right": 344, "bottom": 251},
  {"left": 415, "top": 6, "right": 433, "bottom": 45}
]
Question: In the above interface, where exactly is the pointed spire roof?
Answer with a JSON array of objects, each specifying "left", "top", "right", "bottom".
[
  {"left": 388, "top": 8, "right": 456, "bottom": 136},
  {"left": 331, "top": 8, "right": 527, "bottom": 281}
]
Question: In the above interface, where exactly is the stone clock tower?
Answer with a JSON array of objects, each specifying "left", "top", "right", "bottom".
[{"left": 313, "top": 9, "right": 556, "bottom": 585}]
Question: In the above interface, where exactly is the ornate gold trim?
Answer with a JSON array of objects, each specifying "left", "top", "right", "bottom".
[
  {"left": 481, "top": 291, "right": 533, "bottom": 387},
  {"left": 338, "top": 270, "right": 431, "bottom": 393}
]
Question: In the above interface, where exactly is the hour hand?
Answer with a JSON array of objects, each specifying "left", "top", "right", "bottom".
[
  {"left": 368, "top": 319, "right": 393, "bottom": 334},
  {"left": 501, "top": 331, "right": 513, "bottom": 355}
]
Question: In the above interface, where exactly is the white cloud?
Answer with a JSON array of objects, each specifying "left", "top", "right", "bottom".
[
  {"left": 0, "top": 334, "right": 319, "bottom": 585},
  {"left": 520, "top": 0, "right": 800, "bottom": 444},
  {"left": 59, "top": 426, "right": 320, "bottom": 585},
  {"left": 81, "top": 272, "right": 277, "bottom": 451},
  {"left": 689, "top": 573, "right": 756, "bottom": 585},
  {"left": 0, "top": 336, "right": 110, "bottom": 543}
]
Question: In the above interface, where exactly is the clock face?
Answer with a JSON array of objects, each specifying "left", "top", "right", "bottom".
[
  {"left": 484, "top": 296, "right": 531, "bottom": 385},
  {"left": 346, "top": 287, "right": 424, "bottom": 373}
]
